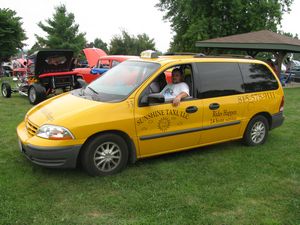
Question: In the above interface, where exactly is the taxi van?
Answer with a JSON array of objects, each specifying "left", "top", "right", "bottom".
[{"left": 17, "top": 51, "right": 284, "bottom": 176}]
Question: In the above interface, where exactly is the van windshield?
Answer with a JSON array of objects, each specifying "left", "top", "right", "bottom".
[{"left": 84, "top": 60, "right": 160, "bottom": 101}]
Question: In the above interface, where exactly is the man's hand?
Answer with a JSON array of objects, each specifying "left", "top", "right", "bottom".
[
  {"left": 172, "top": 92, "right": 188, "bottom": 107},
  {"left": 172, "top": 96, "right": 181, "bottom": 107}
]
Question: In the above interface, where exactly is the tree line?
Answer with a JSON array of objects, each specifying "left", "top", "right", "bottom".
[
  {"left": 156, "top": 0, "right": 294, "bottom": 52},
  {"left": 0, "top": 4, "right": 156, "bottom": 61},
  {"left": 0, "top": 0, "right": 296, "bottom": 62}
]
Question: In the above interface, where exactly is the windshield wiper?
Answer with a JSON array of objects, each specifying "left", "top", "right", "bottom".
[{"left": 87, "top": 86, "right": 98, "bottom": 94}]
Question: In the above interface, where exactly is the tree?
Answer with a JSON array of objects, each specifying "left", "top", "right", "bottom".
[
  {"left": 0, "top": 8, "right": 26, "bottom": 62},
  {"left": 109, "top": 30, "right": 156, "bottom": 55},
  {"left": 278, "top": 30, "right": 298, "bottom": 39},
  {"left": 35, "top": 4, "right": 86, "bottom": 56},
  {"left": 86, "top": 38, "right": 108, "bottom": 53},
  {"left": 156, "top": 0, "right": 293, "bottom": 52},
  {"left": 278, "top": 31, "right": 300, "bottom": 61},
  {"left": 28, "top": 42, "right": 43, "bottom": 55},
  {"left": 136, "top": 33, "right": 156, "bottom": 54}
]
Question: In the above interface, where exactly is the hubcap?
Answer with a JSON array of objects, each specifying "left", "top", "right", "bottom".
[
  {"left": 250, "top": 121, "right": 266, "bottom": 144},
  {"left": 93, "top": 142, "right": 121, "bottom": 172},
  {"left": 29, "top": 88, "right": 36, "bottom": 103},
  {"left": 2, "top": 85, "right": 7, "bottom": 96}
]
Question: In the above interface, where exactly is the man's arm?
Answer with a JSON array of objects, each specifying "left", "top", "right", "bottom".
[
  {"left": 172, "top": 82, "right": 189, "bottom": 107},
  {"left": 172, "top": 91, "right": 188, "bottom": 107}
]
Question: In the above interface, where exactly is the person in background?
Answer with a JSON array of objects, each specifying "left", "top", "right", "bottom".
[{"left": 266, "top": 58, "right": 278, "bottom": 75}]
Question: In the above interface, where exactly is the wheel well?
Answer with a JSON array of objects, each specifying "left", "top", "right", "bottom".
[
  {"left": 77, "top": 130, "right": 137, "bottom": 166},
  {"left": 250, "top": 112, "right": 272, "bottom": 129}
]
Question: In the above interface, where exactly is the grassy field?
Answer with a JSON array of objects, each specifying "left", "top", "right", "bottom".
[{"left": 0, "top": 87, "right": 299, "bottom": 225}]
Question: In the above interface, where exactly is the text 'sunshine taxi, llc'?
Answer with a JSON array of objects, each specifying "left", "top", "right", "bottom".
[{"left": 17, "top": 50, "right": 284, "bottom": 176}]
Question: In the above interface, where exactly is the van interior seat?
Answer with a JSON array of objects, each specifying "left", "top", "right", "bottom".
[
  {"left": 184, "top": 68, "right": 192, "bottom": 95},
  {"left": 150, "top": 72, "right": 167, "bottom": 93}
]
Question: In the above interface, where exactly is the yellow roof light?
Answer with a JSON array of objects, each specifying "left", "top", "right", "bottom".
[{"left": 140, "top": 50, "right": 158, "bottom": 59}]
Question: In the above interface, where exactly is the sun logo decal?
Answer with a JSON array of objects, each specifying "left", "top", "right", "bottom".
[{"left": 158, "top": 117, "right": 171, "bottom": 132}]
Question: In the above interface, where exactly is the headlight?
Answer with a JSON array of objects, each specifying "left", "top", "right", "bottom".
[{"left": 37, "top": 125, "right": 75, "bottom": 140}]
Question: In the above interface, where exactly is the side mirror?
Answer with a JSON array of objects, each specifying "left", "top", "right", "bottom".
[{"left": 77, "top": 78, "right": 87, "bottom": 88}]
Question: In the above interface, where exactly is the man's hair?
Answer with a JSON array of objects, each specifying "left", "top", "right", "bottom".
[{"left": 172, "top": 68, "right": 183, "bottom": 76}]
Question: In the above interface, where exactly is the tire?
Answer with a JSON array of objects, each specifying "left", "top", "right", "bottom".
[
  {"left": 1, "top": 82, "right": 12, "bottom": 98},
  {"left": 243, "top": 115, "right": 269, "bottom": 146},
  {"left": 28, "top": 83, "right": 46, "bottom": 105},
  {"left": 81, "top": 133, "right": 129, "bottom": 176}
]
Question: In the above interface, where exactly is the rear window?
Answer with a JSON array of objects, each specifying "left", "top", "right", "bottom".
[
  {"left": 239, "top": 63, "right": 279, "bottom": 92},
  {"left": 196, "top": 62, "right": 244, "bottom": 98}
]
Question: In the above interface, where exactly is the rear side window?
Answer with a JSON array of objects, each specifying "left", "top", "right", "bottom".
[
  {"left": 196, "top": 62, "right": 244, "bottom": 98},
  {"left": 239, "top": 63, "right": 279, "bottom": 92}
]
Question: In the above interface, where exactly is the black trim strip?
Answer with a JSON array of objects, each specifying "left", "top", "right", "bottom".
[
  {"left": 270, "top": 111, "right": 284, "bottom": 130},
  {"left": 140, "top": 120, "right": 241, "bottom": 140}
]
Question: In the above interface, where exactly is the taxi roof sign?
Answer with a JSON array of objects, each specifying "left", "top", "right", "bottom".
[{"left": 140, "top": 50, "right": 158, "bottom": 59}]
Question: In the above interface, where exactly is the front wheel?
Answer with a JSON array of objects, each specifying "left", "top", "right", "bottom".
[
  {"left": 81, "top": 133, "right": 129, "bottom": 176},
  {"left": 243, "top": 115, "right": 269, "bottom": 146},
  {"left": 28, "top": 83, "right": 46, "bottom": 105},
  {"left": 1, "top": 82, "right": 12, "bottom": 98}
]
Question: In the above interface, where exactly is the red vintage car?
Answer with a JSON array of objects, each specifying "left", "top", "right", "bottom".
[
  {"left": 95, "top": 55, "right": 139, "bottom": 69},
  {"left": 76, "top": 55, "right": 139, "bottom": 83},
  {"left": 75, "top": 52, "right": 174, "bottom": 84},
  {"left": 92, "top": 55, "right": 174, "bottom": 83},
  {"left": 73, "top": 48, "right": 107, "bottom": 83}
]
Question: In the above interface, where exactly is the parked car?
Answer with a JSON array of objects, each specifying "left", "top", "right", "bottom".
[
  {"left": 11, "top": 58, "right": 28, "bottom": 76},
  {"left": 75, "top": 55, "right": 140, "bottom": 84},
  {"left": 1, "top": 49, "right": 82, "bottom": 104},
  {"left": 73, "top": 48, "right": 107, "bottom": 83},
  {"left": 284, "top": 60, "right": 300, "bottom": 82},
  {"left": 17, "top": 50, "right": 284, "bottom": 176},
  {"left": 1, "top": 62, "right": 13, "bottom": 77},
  {"left": 91, "top": 55, "right": 138, "bottom": 73}
]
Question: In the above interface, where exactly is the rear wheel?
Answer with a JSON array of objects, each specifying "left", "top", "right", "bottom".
[
  {"left": 1, "top": 82, "right": 12, "bottom": 98},
  {"left": 28, "top": 83, "right": 46, "bottom": 105},
  {"left": 243, "top": 115, "right": 269, "bottom": 146},
  {"left": 81, "top": 133, "right": 129, "bottom": 176}
]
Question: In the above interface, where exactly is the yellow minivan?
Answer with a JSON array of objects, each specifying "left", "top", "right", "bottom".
[{"left": 17, "top": 52, "right": 284, "bottom": 176}]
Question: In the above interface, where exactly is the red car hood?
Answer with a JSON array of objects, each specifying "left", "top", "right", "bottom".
[{"left": 83, "top": 48, "right": 107, "bottom": 68}]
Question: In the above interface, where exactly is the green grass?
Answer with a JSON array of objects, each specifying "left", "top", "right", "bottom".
[{"left": 0, "top": 88, "right": 299, "bottom": 225}]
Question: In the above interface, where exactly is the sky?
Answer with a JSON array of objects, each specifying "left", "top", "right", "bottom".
[{"left": 0, "top": 0, "right": 299, "bottom": 53}]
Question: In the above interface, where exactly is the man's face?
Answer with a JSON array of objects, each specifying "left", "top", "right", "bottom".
[{"left": 172, "top": 71, "right": 182, "bottom": 84}]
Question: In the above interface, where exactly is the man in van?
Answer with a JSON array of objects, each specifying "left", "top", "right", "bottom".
[{"left": 160, "top": 68, "right": 190, "bottom": 107}]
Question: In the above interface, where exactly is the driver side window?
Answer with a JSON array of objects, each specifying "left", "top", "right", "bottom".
[{"left": 139, "top": 64, "right": 194, "bottom": 107}]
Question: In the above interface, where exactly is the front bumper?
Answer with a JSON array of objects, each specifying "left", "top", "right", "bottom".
[
  {"left": 19, "top": 142, "right": 81, "bottom": 168},
  {"left": 270, "top": 112, "right": 284, "bottom": 130},
  {"left": 17, "top": 121, "right": 82, "bottom": 168}
]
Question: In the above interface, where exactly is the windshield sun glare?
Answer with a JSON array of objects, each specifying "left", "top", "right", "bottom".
[{"left": 88, "top": 61, "right": 160, "bottom": 98}]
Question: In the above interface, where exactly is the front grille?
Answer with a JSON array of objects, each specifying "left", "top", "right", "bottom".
[
  {"left": 26, "top": 119, "right": 38, "bottom": 136},
  {"left": 54, "top": 75, "right": 73, "bottom": 88}
]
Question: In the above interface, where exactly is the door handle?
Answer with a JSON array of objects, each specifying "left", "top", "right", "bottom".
[
  {"left": 186, "top": 106, "right": 198, "bottom": 113},
  {"left": 209, "top": 103, "right": 220, "bottom": 110}
]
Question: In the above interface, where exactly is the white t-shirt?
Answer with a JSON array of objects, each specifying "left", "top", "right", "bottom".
[{"left": 160, "top": 82, "right": 190, "bottom": 101}]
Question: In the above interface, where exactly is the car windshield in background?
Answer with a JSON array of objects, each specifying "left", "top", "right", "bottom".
[
  {"left": 293, "top": 60, "right": 300, "bottom": 66},
  {"left": 87, "top": 60, "right": 160, "bottom": 101}
]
